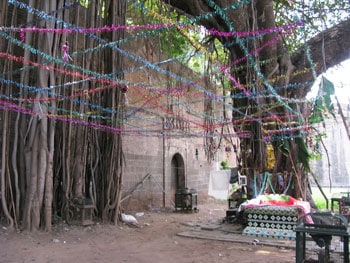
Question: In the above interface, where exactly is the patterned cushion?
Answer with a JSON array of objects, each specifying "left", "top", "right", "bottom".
[{"left": 242, "top": 206, "right": 300, "bottom": 240}]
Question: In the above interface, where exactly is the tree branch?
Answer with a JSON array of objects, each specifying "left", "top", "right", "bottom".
[{"left": 290, "top": 19, "right": 350, "bottom": 98}]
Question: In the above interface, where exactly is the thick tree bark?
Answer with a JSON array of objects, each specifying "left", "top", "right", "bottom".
[
  {"left": 0, "top": 2, "right": 15, "bottom": 229},
  {"left": 100, "top": 0, "right": 126, "bottom": 224},
  {"left": 23, "top": 123, "right": 39, "bottom": 230},
  {"left": 1, "top": 108, "right": 14, "bottom": 228}
]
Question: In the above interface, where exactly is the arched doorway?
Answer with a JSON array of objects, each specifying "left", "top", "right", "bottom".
[{"left": 171, "top": 153, "right": 185, "bottom": 191}]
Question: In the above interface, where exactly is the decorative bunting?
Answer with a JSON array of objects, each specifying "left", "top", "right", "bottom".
[{"left": 0, "top": 0, "right": 323, "bottom": 140}]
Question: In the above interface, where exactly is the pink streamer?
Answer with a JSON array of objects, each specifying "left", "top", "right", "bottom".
[
  {"left": 62, "top": 42, "right": 72, "bottom": 63},
  {"left": 216, "top": 61, "right": 250, "bottom": 97},
  {"left": 19, "top": 28, "right": 25, "bottom": 42},
  {"left": 5, "top": 20, "right": 303, "bottom": 38}
]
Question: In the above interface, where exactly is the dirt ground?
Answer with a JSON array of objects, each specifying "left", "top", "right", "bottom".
[{"left": 0, "top": 198, "right": 296, "bottom": 263}]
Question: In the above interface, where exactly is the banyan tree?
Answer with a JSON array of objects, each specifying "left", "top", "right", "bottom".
[
  {"left": 1, "top": 0, "right": 350, "bottom": 231},
  {"left": 1, "top": 0, "right": 127, "bottom": 231},
  {"left": 163, "top": 0, "right": 350, "bottom": 202}
]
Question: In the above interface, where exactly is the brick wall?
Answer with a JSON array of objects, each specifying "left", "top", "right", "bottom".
[{"left": 120, "top": 35, "right": 237, "bottom": 210}]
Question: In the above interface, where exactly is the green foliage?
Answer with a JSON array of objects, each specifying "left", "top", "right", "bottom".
[
  {"left": 309, "top": 132, "right": 327, "bottom": 160},
  {"left": 220, "top": 160, "right": 230, "bottom": 170},
  {"left": 160, "top": 28, "right": 190, "bottom": 58},
  {"left": 80, "top": 0, "right": 89, "bottom": 8},
  {"left": 277, "top": 137, "right": 290, "bottom": 156},
  {"left": 128, "top": 0, "right": 199, "bottom": 66},
  {"left": 308, "top": 77, "right": 336, "bottom": 125},
  {"left": 276, "top": 133, "right": 311, "bottom": 171},
  {"left": 274, "top": 0, "right": 350, "bottom": 52},
  {"left": 129, "top": 0, "right": 231, "bottom": 77},
  {"left": 295, "top": 136, "right": 311, "bottom": 172},
  {"left": 314, "top": 197, "right": 328, "bottom": 210}
]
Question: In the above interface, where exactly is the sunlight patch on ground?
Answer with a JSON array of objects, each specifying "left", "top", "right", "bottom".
[{"left": 255, "top": 250, "right": 271, "bottom": 255}]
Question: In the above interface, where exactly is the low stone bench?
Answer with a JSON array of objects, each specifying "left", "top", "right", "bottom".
[{"left": 242, "top": 206, "right": 301, "bottom": 240}]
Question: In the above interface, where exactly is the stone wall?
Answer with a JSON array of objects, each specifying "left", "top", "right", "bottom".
[
  {"left": 122, "top": 133, "right": 213, "bottom": 210},
  {"left": 310, "top": 105, "right": 350, "bottom": 188},
  {"left": 120, "top": 36, "right": 224, "bottom": 210}
]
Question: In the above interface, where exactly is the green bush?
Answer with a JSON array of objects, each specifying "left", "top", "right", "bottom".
[
  {"left": 220, "top": 160, "right": 229, "bottom": 170},
  {"left": 313, "top": 197, "right": 328, "bottom": 210}
]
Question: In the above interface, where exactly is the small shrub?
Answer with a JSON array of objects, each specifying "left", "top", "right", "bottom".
[{"left": 220, "top": 160, "right": 229, "bottom": 170}]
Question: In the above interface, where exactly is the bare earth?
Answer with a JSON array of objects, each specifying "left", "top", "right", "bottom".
[{"left": 0, "top": 198, "right": 295, "bottom": 263}]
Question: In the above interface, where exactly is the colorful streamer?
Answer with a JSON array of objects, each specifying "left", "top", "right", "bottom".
[{"left": 0, "top": 0, "right": 320, "bottom": 140}]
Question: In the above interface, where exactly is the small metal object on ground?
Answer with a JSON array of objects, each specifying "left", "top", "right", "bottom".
[
  {"left": 73, "top": 197, "right": 95, "bottom": 226},
  {"left": 175, "top": 188, "right": 198, "bottom": 213}
]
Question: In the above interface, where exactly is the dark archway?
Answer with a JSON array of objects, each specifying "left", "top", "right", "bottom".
[{"left": 171, "top": 153, "right": 185, "bottom": 191}]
